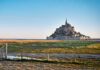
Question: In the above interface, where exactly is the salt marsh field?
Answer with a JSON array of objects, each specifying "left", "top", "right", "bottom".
[
  {"left": 0, "top": 40, "right": 100, "bottom": 70},
  {"left": 0, "top": 61, "right": 99, "bottom": 70}
]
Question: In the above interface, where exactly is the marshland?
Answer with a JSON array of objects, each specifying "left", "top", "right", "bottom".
[{"left": 0, "top": 40, "right": 100, "bottom": 70}]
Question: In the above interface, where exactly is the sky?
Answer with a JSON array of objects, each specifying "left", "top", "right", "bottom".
[{"left": 0, "top": 0, "right": 100, "bottom": 39}]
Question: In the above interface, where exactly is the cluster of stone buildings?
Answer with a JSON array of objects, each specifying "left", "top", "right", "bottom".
[{"left": 47, "top": 19, "right": 90, "bottom": 40}]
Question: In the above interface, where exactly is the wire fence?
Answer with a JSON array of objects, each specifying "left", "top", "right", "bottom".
[
  {"left": 0, "top": 43, "right": 100, "bottom": 70},
  {"left": 0, "top": 46, "right": 6, "bottom": 60}
]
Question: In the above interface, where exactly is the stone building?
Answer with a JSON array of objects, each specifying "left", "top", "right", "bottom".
[{"left": 47, "top": 19, "right": 90, "bottom": 40}]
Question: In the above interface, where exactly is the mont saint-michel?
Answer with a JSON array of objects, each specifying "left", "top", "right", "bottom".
[{"left": 47, "top": 19, "right": 90, "bottom": 40}]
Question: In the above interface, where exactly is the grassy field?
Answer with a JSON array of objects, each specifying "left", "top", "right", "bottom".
[
  {"left": 0, "top": 40, "right": 100, "bottom": 69},
  {"left": 0, "top": 40, "right": 100, "bottom": 53},
  {"left": 1, "top": 60, "right": 98, "bottom": 70}
]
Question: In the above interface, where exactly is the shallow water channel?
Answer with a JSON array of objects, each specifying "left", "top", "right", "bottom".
[
  {"left": 1, "top": 53, "right": 100, "bottom": 70},
  {"left": 7, "top": 53, "right": 100, "bottom": 60}
]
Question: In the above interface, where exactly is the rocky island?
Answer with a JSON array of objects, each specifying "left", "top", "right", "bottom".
[{"left": 47, "top": 19, "right": 90, "bottom": 40}]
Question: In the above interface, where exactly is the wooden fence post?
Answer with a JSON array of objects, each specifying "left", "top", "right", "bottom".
[
  {"left": 48, "top": 53, "right": 50, "bottom": 61},
  {"left": 5, "top": 43, "right": 8, "bottom": 59}
]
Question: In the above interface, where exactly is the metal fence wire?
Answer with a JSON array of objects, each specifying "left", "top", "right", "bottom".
[{"left": 0, "top": 43, "right": 99, "bottom": 70}]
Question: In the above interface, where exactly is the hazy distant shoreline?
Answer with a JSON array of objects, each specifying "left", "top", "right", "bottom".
[{"left": 0, "top": 38, "right": 100, "bottom": 41}]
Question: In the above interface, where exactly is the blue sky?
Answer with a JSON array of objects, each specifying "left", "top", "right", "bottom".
[{"left": 0, "top": 0, "right": 100, "bottom": 39}]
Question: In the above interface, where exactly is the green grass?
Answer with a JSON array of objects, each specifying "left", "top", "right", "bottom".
[
  {"left": 0, "top": 40, "right": 100, "bottom": 53},
  {"left": 0, "top": 40, "right": 100, "bottom": 69}
]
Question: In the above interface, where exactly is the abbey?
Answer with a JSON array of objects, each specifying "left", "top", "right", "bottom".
[{"left": 47, "top": 19, "right": 90, "bottom": 40}]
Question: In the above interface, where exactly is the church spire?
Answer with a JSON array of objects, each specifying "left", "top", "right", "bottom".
[{"left": 65, "top": 18, "right": 68, "bottom": 25}]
